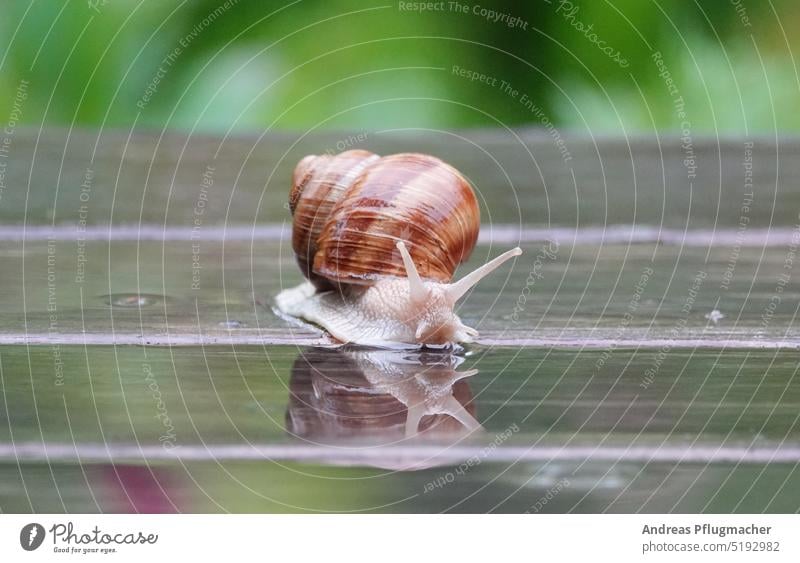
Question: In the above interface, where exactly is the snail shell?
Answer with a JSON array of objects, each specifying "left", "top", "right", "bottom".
[
  {"left": 290, "top": 149, "right": 380, "bottom": 290},
  {"left": 277, "top": 150, "right": 522, "bottom": 346},
  {"left": 291, "top": 151, "right": 480, "bottom": 289}
]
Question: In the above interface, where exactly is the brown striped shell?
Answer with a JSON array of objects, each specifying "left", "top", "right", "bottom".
[
  {"left": 289, "top": 151, "right": 480, "bottom": 289},
  {"left": 290, "top": 150, "right": 380, "bottom": 289}
]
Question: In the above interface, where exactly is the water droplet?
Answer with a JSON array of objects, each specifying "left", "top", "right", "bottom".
[
  {"left": 218, "top": 320, "right": 245, "bottom": 329},
  {"left": 103, "top": 293, "right": 164, "bottom": 308}
]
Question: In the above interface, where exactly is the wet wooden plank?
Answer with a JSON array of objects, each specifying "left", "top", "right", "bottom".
[
  {"left": 0, "top": 239, "right": 797, "bottom": 346},
  {"left": 0, "top": 128, "right": 797, "bottom": 345},
  {"left": 1, "top": 128, "right": 798, "bottom": 513},
  {"left": 4, "top": 459, "right": 799, "bottom": 513},
  {"left": 1, "top": 128, "right": 799, "bottom": 229},
  {"left": 3, "top": 345, "right": 798, "bottom": 446},
  {"left": 1, "top": 345, "right": 798, "bottom": 513}
]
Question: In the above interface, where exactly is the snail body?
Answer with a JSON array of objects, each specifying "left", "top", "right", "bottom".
[{"left": 277, "top": 150, "right": 521, "bottom": 347}]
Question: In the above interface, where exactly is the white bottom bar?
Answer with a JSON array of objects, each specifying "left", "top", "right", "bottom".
[{"left": 1, "top": 514, "right": 797, "bottom": 562}]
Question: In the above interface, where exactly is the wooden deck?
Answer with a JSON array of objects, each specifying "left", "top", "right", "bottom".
[{"left": 0, "top": 128, "right": 798, "bottom": 513}]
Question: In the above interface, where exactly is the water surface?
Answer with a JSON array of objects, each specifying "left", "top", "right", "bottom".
[{"left": 1, "top": 344, "right": 798, "bottom": 513}]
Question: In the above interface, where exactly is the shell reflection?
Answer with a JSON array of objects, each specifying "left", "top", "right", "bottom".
[{"left": 287, "top": 348, "right": 481, "bottom": 444}]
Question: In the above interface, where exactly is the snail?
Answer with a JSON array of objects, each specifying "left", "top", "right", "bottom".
[{"left": 276, "top": 150, "right": 521, "bottom": 347}]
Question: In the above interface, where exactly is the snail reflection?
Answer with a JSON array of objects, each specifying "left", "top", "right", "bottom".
[{"left": 286, "top": 348, "right": 481, "bottom": 445}]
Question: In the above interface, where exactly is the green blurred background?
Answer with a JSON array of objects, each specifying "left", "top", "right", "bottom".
[{"left": 0, "top": 0, "right": 798, "bottom": 134}]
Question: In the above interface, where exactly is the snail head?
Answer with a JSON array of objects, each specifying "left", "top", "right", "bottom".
[{"left": 395, "top": 241, "right": 522, "bottom": 345}]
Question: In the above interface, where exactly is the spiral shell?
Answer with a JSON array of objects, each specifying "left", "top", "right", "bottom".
[
  {"left": 289, "top": 151, "right": 480, "bottom": 288},
  {"left": 290, "top": 149, "right": 380, "bottom": 290}
]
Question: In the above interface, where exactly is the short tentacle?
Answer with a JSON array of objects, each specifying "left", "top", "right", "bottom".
[{"left": 396, "top": 241, "right": 427, "bottom": 303}]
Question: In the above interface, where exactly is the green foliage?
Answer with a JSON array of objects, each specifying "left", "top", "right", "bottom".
[{"left": 0, "top": 0, "right": 797, "bottom": 132}]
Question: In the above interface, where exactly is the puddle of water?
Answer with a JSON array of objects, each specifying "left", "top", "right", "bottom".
[{"left": 0, "top": 344, "right": 798, "bottom": 512}]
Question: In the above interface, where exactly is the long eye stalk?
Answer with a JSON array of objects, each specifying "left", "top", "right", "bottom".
[{"left": 447, "top": 247, "right": 522, "bottom": 302}]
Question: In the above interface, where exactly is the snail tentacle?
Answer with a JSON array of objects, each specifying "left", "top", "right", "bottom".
[
  {"left": 396, "top": 241, "right": 427, "bottom": 303},
  {"left": 446, "top": 247, "right": 523, "bottom": 302}
]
